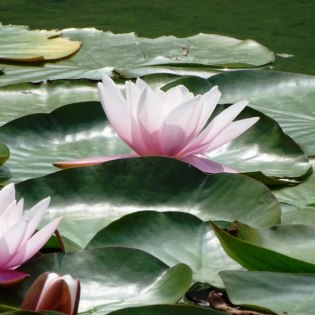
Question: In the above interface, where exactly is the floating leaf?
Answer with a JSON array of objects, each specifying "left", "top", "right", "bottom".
[
  {"left": 14, "top": 158, "right": 280, "bottom": 247},
  {"left": 0, "top": 29, "right": 274, "bottom": 86},
  {"left": 0, "top": 24, "right": 81, "bottom": 61},
  {"left": 0, "top": 80, "right": 99, "bottom": 126},
  {"left": 87, "top": 211, "right": 242, "bottom": 286},
  {"left": 0, "top": 248, "right": 192, "bottom": 315},
  {"left": 273, "top": 159, "right": 315, "bottom": 207},
  {"left": 221, "top": 271, "right": 315, "bottom": 315},
  {"left": 281, "top": 203, "right": 315, "bottom": 225}
]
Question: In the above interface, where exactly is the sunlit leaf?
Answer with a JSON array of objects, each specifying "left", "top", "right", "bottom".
[
  {"left": 14, "top": 158, "right": 280, "bottom": 247},
  {"left": 273, "top": 159, "right": 315, "bottom": 207},
  {"left": 87, "top": 211, "right": 242, "bottom": 286},
  {"left": 221, "top": 271, "right": 315, "bottom": 315},
  {"left": 0, "top": 29, "right": 274, "bottom": 86},
  {"left": 0, "top": 248, "right": 192, "bottom": 315},
  {"left": 0, "top": 24, "right": 81, "bottom": 61}
]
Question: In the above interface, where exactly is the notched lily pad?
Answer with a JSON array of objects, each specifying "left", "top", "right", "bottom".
[
  {"left": 0, "top": 28, "right": 274, "bottom": 86},
  {"left": 0, "top": 24, "right": 81, "bottom": 61}
]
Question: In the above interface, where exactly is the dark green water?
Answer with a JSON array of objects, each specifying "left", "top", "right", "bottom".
[{"left": 0, "top": 0, "right": 314, "bottom": 74}]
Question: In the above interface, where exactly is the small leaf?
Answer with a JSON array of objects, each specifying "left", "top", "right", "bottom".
[{"left": 0, "top": 24, "right": 81, "bottom": 61}]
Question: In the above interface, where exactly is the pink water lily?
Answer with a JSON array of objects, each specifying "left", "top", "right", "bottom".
[
  {"left": 22, "top": 272, "right": 80, "bottom": 315},
  {"left": 54, "top": 76, "right": 259, "bottom": 173},
  {"left": 0, "top": 184, "right": 62, "bottom": 286}
]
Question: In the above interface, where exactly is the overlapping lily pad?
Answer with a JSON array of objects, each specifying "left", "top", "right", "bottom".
[
  {"left": 273, "top": 159, "right": 315, "bottom": 207},
  {"left": 0, "top": 101, "right": 310, "bottom": 184},
  {"left": 206, "top": 70, "right": 315, "bottom": 156},
  {"left": 221, "top": 271, "right": 315, "bottom": 315},
  {"left": 0, "top": 248, "right": 192, "bottom": 315},
  {"left": 0, "top": 28, "right": 274, "bottom": 86},
  {"left": 211, "top": 222, "right": 315, "bottom": 273},
  {"left": 0, "top": 24, "right": 81, "bottom": 61},
  {"left": 14, "top": 157, "right": 280, "bottom": 247},
  {"left": 0, "top": 80, "right": 99, "bottom": 126},
  {"left": 87, "top": 211, "right": 242, "bottom": 286}
]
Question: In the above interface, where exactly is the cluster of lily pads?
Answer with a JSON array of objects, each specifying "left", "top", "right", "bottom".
[{"left": 0, "top": 24, "right": 315, "bottom": 315}]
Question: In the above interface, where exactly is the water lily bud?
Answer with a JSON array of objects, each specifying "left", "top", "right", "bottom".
[{"left": 21, "top": 272, "right": 80, "bottom": 315}]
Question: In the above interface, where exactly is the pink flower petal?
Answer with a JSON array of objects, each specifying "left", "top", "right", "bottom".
[
  {"left": 203, "top": 117, "right": 260, "bottom": 152},
  {"left": 0, "top": 184, "right": 15, "bottom": 215},
  {"left": 160, "top": 96, "right": 202, "bottom": 156},
  {"left": 125, "top": 81, "right": 151, "bottom": 155},
  {"left": 180, "top": 100, "right": 249, "bottom": 156},
  {"left": 53, "top": 153, "right": 138, "bottom": 169},
  {"left": 136, "top": 86, "right": 165, "bottom": 154},
  {"left": 3, "top": 217, "right": 62, "bottom": 269},
  {"left": 0, "top": 270, "right": 29, "bottom": 287},
  {"left": 161, "top": 85, "right": 194, "bottom": 115},
  {"left": 98, "top": 77, "right": 132, "bottom": 145},
  {"left": 179, "top": 154, "right": 238, "bottom": 174},
  {"left": 195, "top": 86, "right": 221, "bottom": 133},
  {"left": 21, "top": 197, "right": 51, "bottom": 248},
  {"left": 0, "top": 220, "right": 28, "bottom": 267}
]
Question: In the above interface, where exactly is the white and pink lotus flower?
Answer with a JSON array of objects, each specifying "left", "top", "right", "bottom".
[
  {"left": 22, "top": 272, "right": 80, "bottom": 315},
  {"left": 0, "top": 184, "right": 62, "bottom": 286},
  {"left": 54, "top": 76, "right": 259, "bottom": 173}
]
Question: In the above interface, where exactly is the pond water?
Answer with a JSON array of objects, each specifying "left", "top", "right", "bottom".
[{"left": 0, "top": 0, "right": 314, "bottom": 75}]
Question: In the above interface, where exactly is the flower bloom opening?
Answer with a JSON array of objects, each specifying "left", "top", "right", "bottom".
[
  {"left": 0, "top": 184, "right": 62, "bottom": 286},
  {"left": 54, "top": 76, "right": 259, "bottom": 173}
]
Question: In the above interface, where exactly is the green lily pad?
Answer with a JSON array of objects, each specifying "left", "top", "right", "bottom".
[
  {"left": 273, "top": 159, "right": 315, "bottom": 207},
  {"left": 221, "top": 271, "right": 315, "bottom": 315},
  {"left": 0, "top": 24, "right": 81, "bottom": 61},
  {"left": 87, "top": 211, "right": 242, "bottom": 286},
  {"left": 0, "top": 248, "right": 192, "bottom": 315},
  {"left": 0, "top": 80, "right": 99, "bottom": 126},
  {"left": 0, "top": 28, "right": 274, "bottom": 86},
  {"left": 206, "top": 70, "right": 315, "bottom": 156},
  {"left": 211, "top": 222, "right": 315, "bottom": 273},
  {"left": 0, "top": 101, "right": 310, "bottom": 184},
  {"left": 0, "top": 143, "right": 9, "bottom": 165},
  {"left": 0, "top": 75, "right": 176, "bottom": 127},
  {"left": 281, "top": 203, "right": 315, "bottom": 225},
  {"left": 14, "top": 158, "right": 280, "bottom": 247},
  {"left": 106, "top": 305, "right": 224, "bottom": 315}
]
